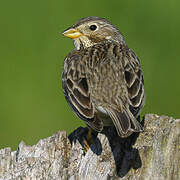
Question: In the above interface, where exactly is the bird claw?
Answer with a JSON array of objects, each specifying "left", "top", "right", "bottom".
[
  {"left": 83, "top": 128, "right": 93, "bottom": 153},
  {"left": 83, "top": 139, "right": 91, "bottom": 153}
]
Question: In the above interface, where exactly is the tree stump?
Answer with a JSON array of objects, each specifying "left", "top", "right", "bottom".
[{"left": 0, "top": 114, "right": 180, "bottom": 179}]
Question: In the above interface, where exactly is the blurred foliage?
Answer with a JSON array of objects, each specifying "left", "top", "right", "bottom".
[{"left": 0, "top": 0, "right": 179, "bottom": 149}]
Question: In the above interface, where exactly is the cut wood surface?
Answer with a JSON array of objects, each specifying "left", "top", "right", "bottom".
[{"left": 0, "top": 114, "right": 180, "bottom": 180}]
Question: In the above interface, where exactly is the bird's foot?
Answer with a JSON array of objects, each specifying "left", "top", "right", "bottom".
[{"left": 83, "top": 128, "right": 93, "bottom": 153}]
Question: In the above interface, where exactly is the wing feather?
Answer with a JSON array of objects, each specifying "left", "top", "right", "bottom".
[
  {"left": 62, "top": 51, "right": 103, "bottom": 132},
  {"left": 123, "top": 49, "right": 145, "bottom": 117}
]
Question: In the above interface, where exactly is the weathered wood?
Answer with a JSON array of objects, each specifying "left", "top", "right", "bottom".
[{"left": 0, "top": 114, "right": 180, "bottom": 180}]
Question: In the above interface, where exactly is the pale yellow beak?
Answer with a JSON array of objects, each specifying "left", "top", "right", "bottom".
[{"left": 62, "top": 28, "right": 83, "bottom": 39}]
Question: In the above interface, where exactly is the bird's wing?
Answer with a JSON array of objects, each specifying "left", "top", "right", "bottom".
[
  {"left": 62, "top": 51, "right": 103, "bottom": 132},
  {"left": 102, "top": 44, "right": 145, "bottom": 137},
  {"left": 123, "top": 48, "right": 145, "bottom": 117}
]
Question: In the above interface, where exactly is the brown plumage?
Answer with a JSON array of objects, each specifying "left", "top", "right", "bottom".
[{"left": 62, "top": 17, "right": 145, "bottom": 137}]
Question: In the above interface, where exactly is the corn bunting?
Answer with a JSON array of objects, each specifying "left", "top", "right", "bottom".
[{"left": 62, "top": 17, "right": 145, "bottom": 138}]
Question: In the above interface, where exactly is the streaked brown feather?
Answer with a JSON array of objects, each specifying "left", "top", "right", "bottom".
[
  {"left": 62, "top": 50, "right": 103, "bottom": 132},
  {"left": 62, "top": 42, "right": 145, "bottom": 137}
]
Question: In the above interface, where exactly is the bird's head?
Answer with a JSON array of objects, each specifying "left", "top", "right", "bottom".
[{"left": 62, "top": 16, "right": 125, "bottom": 50}]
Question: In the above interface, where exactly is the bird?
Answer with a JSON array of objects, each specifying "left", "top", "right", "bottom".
[{"left": 62, "top": 16, "right": 145, "bottom": 141}]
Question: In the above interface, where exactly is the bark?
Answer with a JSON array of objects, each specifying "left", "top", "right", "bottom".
[{"left": 0, "top": 114, "right": 180, "bottom": 180}]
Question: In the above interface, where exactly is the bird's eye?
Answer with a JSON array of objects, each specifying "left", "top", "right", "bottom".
[{"left": 89, "top": 24, "right": 97, "bottom": 31}]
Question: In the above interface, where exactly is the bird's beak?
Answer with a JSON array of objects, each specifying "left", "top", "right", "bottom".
[{"left": 62, "top": 28, "right": 83, "bottom": 39}]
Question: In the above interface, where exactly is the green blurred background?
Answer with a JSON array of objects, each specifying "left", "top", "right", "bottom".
[{"left": 0, "top": 0, "right": 179, "bottom": 150}]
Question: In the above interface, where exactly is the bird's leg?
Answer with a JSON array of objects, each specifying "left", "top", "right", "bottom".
[{"left": 83, "top": 128, "right": 93, "bottom": 153}]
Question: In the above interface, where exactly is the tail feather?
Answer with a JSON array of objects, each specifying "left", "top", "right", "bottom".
[{"left": 106, "top": 108, "right": 143, "bottom": 137}]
